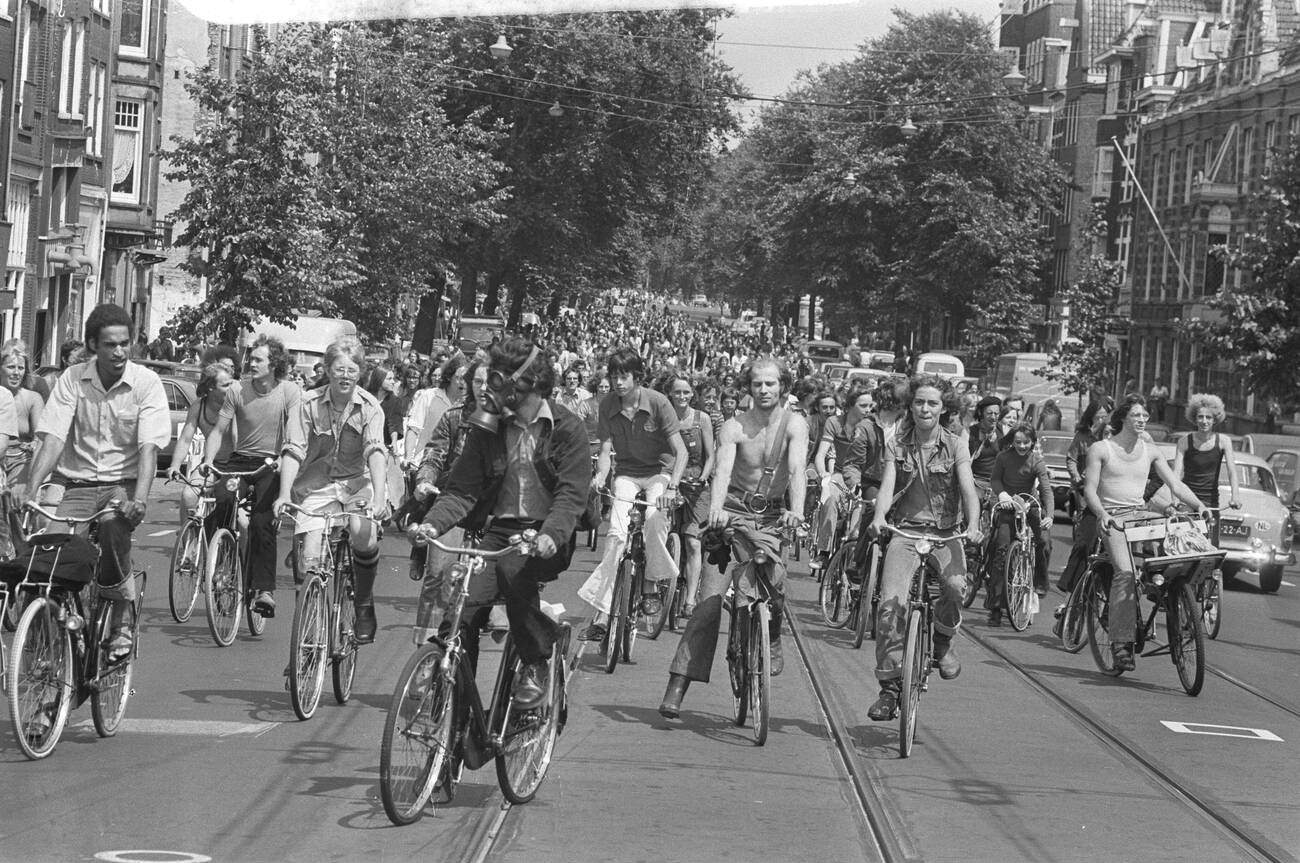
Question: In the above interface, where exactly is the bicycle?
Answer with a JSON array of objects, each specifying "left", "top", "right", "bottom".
[
  {"left": 850, "top": 518, "right": 886, "bottom": 649},
  {"left": 882, "top": 525, "right": 964, "bottom": 758},
  {"left": 165, "top": 475, "right": 213, "bottom": 624},
  {"left": 280, "top": 501, "right": 381, "bottom": 720},
  {"left": 993, "top": 494, "right": 1043, "bottom": 632},
  {"left": 794, "top": 473, "right": 820, "bottom": 565},
  {"left": 198, "top": 460, "right": 276, "bottom": 647},
  {"left": 721, "top": 518, "right": 801, "bottom": 747},
  {"left": 1193, "top": 505, "right": 1234, "bottom": 640},
  {"left": 1084, "top": 512, "right": 1223, "bottom": 696},
  {"left": 960, "top": 489, "right": 995, "bottom": 608},
  {"left": 378, "top": 530, "right": 569, "bottom": 824},
  {"left": 599, "top": 491, "right": 659, "bottom": 673},
  {"left": 5, "top": 502, "right": 147, "bottom": 759},
  {"left": 657, "top": 476, "right": 704, "bottom": 636},
  {"left": 816, "top": 492, "right": 864, "bottom": 629}
]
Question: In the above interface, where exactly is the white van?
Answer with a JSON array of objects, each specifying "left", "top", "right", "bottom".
[
  {"left": 990, "top": 352, "right": 1079, "bottom": 429},
  {"left": 915, "top": 352, "right": 965, "bottom": 379},
  {"left": 248, "top": 315, "right": 358, "bottom": 374}
]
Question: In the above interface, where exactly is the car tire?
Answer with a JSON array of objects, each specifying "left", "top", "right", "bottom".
[
  {"left": 1220, "top": 562, "right": 1240, "bottom": 584},
  {"left": 1259, "top": 564, "right": 1283, "bottom": 594}
]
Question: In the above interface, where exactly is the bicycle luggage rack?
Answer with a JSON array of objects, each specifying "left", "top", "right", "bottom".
[{"left": 1121, "top": 516, "right": 1224, "bottom": 588}]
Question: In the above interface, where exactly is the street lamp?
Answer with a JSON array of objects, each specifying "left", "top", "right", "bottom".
[
  {"left": 1002, "top": 67, "right": 1026, "bottom": 87},
  {"left": 548, "top": 100, "right": 564, "bottom": 118},
  {"left": 899, "top": 116, "right": 918, "bottom": 139},
  {"left": 489, "top": 34, "right": 513, "bottom": 61}
]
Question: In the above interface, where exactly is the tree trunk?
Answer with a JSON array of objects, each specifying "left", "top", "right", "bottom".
[
  {"left": 506, "top": 281, "right": 525, "bottom": 330},
  {"left": 459, "top": 266, "right": 478, "bottom": 315},
  {"left": 806, "top": 293, "right": 817, "bottom": 340},
  {"left": 481, "top": 273, "right": 500, "bottom": 316},
  {"left": 545, "top": 291, "right": 563, "bottom": 319}
]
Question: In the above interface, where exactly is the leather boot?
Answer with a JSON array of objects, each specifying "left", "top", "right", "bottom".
[{"left": 658, "top": 674, "right": 690, "bottom": 719}]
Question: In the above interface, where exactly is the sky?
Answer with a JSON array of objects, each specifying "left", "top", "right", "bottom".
[{"left": 716, "top": 1, "right": 1001, "bottom": 106}]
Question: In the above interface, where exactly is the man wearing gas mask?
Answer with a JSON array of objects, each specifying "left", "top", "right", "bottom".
[{"left": 409, "top": 338, "right": 592, "bottom": 708}]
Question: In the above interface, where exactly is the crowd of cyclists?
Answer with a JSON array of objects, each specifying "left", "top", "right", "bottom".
[{"left": 5, "top": 290, "right": 1242, "bottom": 753}]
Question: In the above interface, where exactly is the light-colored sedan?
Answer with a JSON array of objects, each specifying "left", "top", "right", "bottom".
[{"left": 1151, "top": 453, "right": 1294, "bottom": 593}]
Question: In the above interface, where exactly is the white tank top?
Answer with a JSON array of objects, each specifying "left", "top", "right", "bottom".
[{"left": 1098, "top": 438, "right": 1151, "bottom": 509}]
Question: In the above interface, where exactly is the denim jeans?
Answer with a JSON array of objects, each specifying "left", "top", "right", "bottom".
[{"left": 874, "top": 530, "right": 966, "bottom": 681}]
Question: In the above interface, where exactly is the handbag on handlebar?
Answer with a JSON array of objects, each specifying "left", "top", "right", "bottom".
[{"left": 1162, "top": 516, "right": 1215, "bottom": 556}]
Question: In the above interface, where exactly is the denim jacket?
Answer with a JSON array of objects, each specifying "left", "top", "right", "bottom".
[{"left": 888, "top": 423, "right": 970, "bottom": 530}]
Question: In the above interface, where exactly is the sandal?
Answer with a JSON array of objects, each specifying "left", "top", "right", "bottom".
[{"left": 104, "top": 626, "right": 134, "bottom": 664}]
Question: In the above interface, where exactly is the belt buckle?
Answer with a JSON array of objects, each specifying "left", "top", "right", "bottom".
[{"left": 745, "top": 493, "right": 770, "bottom": 514}]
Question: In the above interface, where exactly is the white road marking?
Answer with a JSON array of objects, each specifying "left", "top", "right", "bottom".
[
  {"left": 147, "top": 529, "right": 176, "bottom": 538},
  {"left": 95, "top": 852, "right": 212, "bottom": 863},
  {"left": 1160, "top": 721, "right": 1283, "bottom": 742},
  {"left": 70, "top": 718, "right": 274, "bottom": 737},
  {"left": 1281, "top": 580, "right": 1295, "bottom": 587}
]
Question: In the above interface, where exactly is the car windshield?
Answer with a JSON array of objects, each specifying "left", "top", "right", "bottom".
[
  {"left": 1039, "top": 436, "right": 1071, "bottom": 456},
  {"left": 1223, "top": 463, "right": 1278, "bottom": 495},
  {"left": 807, "top": 345, "right": 841, "bottom": 360},
  {"left": 923, "top": 362, "right": 959, "bottom": 374}
]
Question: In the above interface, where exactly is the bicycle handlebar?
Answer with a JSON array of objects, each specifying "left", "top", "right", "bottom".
[
  {"left": 883, "top": 525, "right": 964, "bottom": 544},
  {"left": 279, "top": 501, "right": 382, "bottom": 523},
  {"left": 424, "top": 529, "right": 538, "bottom": 559},
  {"left": 200, "top": 458, "right": 276, "bottom": 480},
  {"left": 22, "top": 501, "right": 123, "bottom": 525}
]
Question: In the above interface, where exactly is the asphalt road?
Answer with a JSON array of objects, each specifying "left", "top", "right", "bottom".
[{"left": 4, "top": 487, "right": 1300, "bottom": 863}]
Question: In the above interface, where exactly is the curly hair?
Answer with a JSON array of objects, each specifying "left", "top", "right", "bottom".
[
  {"left": 1185, "top": 393, "right": 1226, "bottom": 424},
  {"left": 437, "top": 355, "right": 468, "bottom": 390},
  {"left": 84, "top": 304, "right": 134, "bottom": 344},
  {"left": 900, "top": 374, "right": 960, "bottom": 426},
  {"left": 249, "top": 333, "right": 291, "bottom": 380}
]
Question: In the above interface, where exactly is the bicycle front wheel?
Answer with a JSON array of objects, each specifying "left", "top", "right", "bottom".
[
  {"left": 622, "top": 559, "right": 641, "bottom": 663},
  {"left": 960, "top": 547, "right": 982, "bottom": 608},
  {"left": 168, "top": 520, "right": 204, "bottom": 623},
  {"left": 1059, "top": 571, "right": 1090, "bottom": 653},
  {"left": 647, "top": 535, "right": 679, "bottom": 641},
  {"left": 1168, "top": 582, "right": 1206, "bottom": 696},
  {"left": 898, "top": 607, "right": 927, "bottom": 758},
  {"left": 818, "top": 541, "right": 855, "bottom": 629},
  {"left": 91, "top": 599, "right": 139, "bottom": 737},
  {"left": 380, "top": 643, "right": 452, "bottom": 825},
  {"left": 8, "top": 597, "right": 73, "bottom": 760},
  {"left": 727, "top": 600, "right": 749, "bottom": 727},
  {"left": 602, "top": 561, "right": 627, "bottom": 675},
  {"left": 1005, "top": 541, "right": 1033, "bottom": 632},
  {"left": 494, "top": 626, "right": 566, "bottom": 804},
  {"left": 289, "top": 577, "right": 329, "bottom": 720},
  {"left": 332, "top": 553, "right": 357, "bottom": 705},
  {"left": 749, "top": 603, "right": 770, "bottom": 746},
  {"left": 852, "top": 541, "right": 882, "bottom": 649},
  {"left": 244, "top": 536, "right": 266, "bottom": 636},
  {"left": 204, "top": 529, "right": 242, "bottom": 647},
  {"left": 1085, "top": 566, "right": 1121, "bottom": 676}
]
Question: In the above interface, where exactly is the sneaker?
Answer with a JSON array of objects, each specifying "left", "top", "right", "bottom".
[
  {"left": 769, "top": 638, "right": 784, "bottom": 676},
  {"left": 1112, "top": 641, "right": 1136, "bottom": 671},
  {"left": 933, "top": 635, "right": 961, "bottom": 680},
  {"left": 578, "top": 623, "right": 607, "bottom": 642},
  {"left": 252, "top": 590, "right": 276, "bottom": 618},
  {"left": 867, "top": 679, "right": 901, "bottom": 721}
]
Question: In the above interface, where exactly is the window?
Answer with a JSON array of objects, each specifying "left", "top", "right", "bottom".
[
  {"left": 111, "top": 99, "right": 143, "bottom": 204},
  {"left": 1167, "top": 148, "right": 1178, "bottom": 207},
  {"left": 1120, "top": 139, "right": 1136, "bottom": 203},
  {"left": 58, "top": 20, "right": 71, "bottom": 115},
  {"left": 119, "top": 0, "right": 148, "bottom": 56},
  {"left": 1289, "top": 114, "right": 1300, "bottom": 141},
  {"left": 93, "top": 0, "right": 111, "bottom": 16},
  {"left": 1184, "top": 143, "right": 1196, "bottom": 203},
  {"left": 164, "top": 382, "right": 190, "bottom": 412},
  {"left": 1026, "top": 38, "right": 1046, "bottom": 87},
  {"left": 1150, "top": 153, "right": 1162, "bottom": 207},
  {"left": 87, "top": 63, "right": 106, "bottom": 156},
  {"left": 1240, "top": 126, "right": 1254, "bottom": 190},
  {"left": 71, "top": 21, "right": 84, "bottom": 116},
  {"left": 1204, "top": 232, "right": 1227, "bottom": 295},
  {"left": 7, "top": 181, "right": 30, "bottom": 271},
  {"left": 1093, "top": 148, "right": 1115, "bottom": 198},
  {"left": 1116, "top": 216, "right": 1133, "bottom": 275},
  {"left": 1265, "top": 120, "right": 1277, "bottom": 169}
]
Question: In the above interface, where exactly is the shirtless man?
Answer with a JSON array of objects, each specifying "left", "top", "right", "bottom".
[{"left": 658, "top": 358, "right": 808, "bottom": 719}]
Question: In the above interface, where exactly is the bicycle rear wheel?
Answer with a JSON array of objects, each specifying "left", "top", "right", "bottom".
[
  {"left": 1006, "top": 541, "right": 1033, "bottom": 632},
  {"left": 647, "top": 535, "right": 680, "bottom": 640},
  {"left": 1059, "top": 572, "right": 1090, "bottom": 653},
  {"left": 898, "top": 607, "right": 927, "bottom": 758},
  {"left": 494, "top": 626, "right": 566, "bottom": 804},
  {"left": 91, "top": 597, "right": 139, "bottom": 737},
  {"left": 727, "top": 600, "right": 749, "bottom": 727},
  {"left": 244, "top": 536, "right": 266, "bottom": 636},
  {"left": 8, "top": 597, "right": 73, "bottom": 760},
  {"left": 960, "top": 546, "right": 983, "bottom": 608},
  {"left": 380, "top": 643, "right": 452, "bottom": 825},
  {"left": 1201, "top": 571, "right": 1222, "bottom": 640},
  {"left": 750, "top": 603, "right": 770, "bottom": 746},
  {"left": 289, "top": 577, "right": 329, "bottom": 720},
  {"left": 168, "top": 520, "right": 204, "bottom": 623},
  {"left": 852, "top": 541, "right": 882, "bottom": 649},
  {"left": 602, "top": 561, "right": 627, "bottom": 675},
  {"left": 1168, "top": 582, "right": 1206, "bottom": 696},
  {"left": 204, "top": 529, "right": 242, "bottom": 647},
  {"left": 818, "top": 541, "right": 855, "bottom": 629},
  {"left": 331, "top": 547, "right": 357, "bottom": 705},
  {"left": 1085, "top": 566, "right": 1121, "bottom": 676}
]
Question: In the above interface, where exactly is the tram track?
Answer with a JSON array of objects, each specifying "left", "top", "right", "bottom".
[{"left": 964, "top": 626, "right": 1296, "bottom": 863}]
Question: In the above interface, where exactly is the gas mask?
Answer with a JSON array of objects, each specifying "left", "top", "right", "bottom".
[{"left": 466, "top": 345, "right": 541, "bottom": 433}]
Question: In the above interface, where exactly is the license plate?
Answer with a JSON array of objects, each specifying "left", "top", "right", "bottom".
[{"left": 1220, "top": 521, "right": 1250, "bottom": 538}]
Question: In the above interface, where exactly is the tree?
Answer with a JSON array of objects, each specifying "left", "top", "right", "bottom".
[
  {"left": 1037, "top": 203, "right": 1121, "bottom": 396},
  {"left": 1184, "top": 139, "right": 1300, "bottom": 400},
  {"left": 164, "top": 24, "right": 505, "bottom": 342}
]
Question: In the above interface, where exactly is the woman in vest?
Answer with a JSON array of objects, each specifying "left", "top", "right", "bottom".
[
  {"left": 1173, "top": 394, "right": 1241, "bottom": 524},
  {"left": 658, "top": 372, "right": 715, "bottom": 618}
]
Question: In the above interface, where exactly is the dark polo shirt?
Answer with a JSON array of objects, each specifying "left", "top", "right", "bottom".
[{"left": 597, "top": 386, "right": 681, "bottom": 479}]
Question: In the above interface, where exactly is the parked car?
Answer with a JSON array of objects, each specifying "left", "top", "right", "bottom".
[
  {"left": 1038, "top": 432, "right": 1074, "bottom": 519},
  {"left": 1149, "top": 453, "right": 1294, "bottom": 593},
  {"left": 804, "top": 339, "right": 844, "bottom": 370},
  {"left": 914, "top": 352, "right": 965, "bottom": 379},
  {"left": 690, "top": 293, "right": 709, "bottom": 307},
  {"left": 1243, "top": 433, "right": 1300, "bottom": 460},
  {"left": 1264, "top": 448, "right": 1300, "bottom": 539},
  {"left": 822, "top": 363, "right": 853, "bottom": 383},
  {"left": 864, "top": 351, "right": 895, "bottom": 370},
  {"left": 137, "top": 359, "right": 203, "bottom": 382},
  {"left": 1143, "top": 422, "right": 1173, "bottom": 443},
  {"left": 158, "top": 374, "right": 198, "bottom": 471}
]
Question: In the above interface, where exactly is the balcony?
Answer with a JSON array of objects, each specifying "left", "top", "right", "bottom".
[{"left": 1192, "top": 178, "right": 1240, "bottom": 203}]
